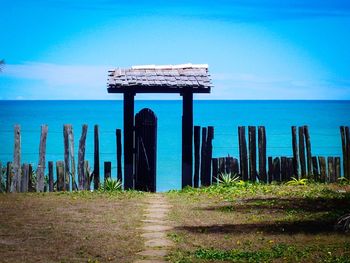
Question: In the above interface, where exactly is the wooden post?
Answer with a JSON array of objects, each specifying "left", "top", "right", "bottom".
[
  {"left": 67, "top": 126, "right": 76, "bottom": 191},
  {"left": 291, "top": 126, "right": 300, "bottom": 178},
  {"left": 193, "top": 126, "right": 200, "bottom": 188},
  {"left": 83, "top": 160, "right": 90, "bottom": 190},
  {"left": 211, "top": 158, "right": 218, "bottom": 184},
  {"left": 0, "top": 162, "right": 2, "bottom": 192},
  {"left": 124, "top": 92, "right": 135, "bottom": 190},
  {"left": 248, "top": 126, "right": 257, "bottom": 182},
  {"left": 28, "top": 164, "right": 34, "bottom": 192},
  {"left": 280, "top": 157, "right": 287, "bottom": 182},
  {"left": 205, "top": 126, "right": 214, "bottom": 185},
  {"left": 304, "top": 126, "right": 313, "bottom": 177},
  {"left": 328, "top": 157, "right": 335, "bottom": 183},
  {"left": 335, "top": 157, "right": 341, "bottom": 182},
  {"left": 63, "top": 125, "right": 70, "bottom": 191},
  {"left": 6, "top": 162, "right": 12, "bottom": 192},
  {"left": 345, "top": 127, "right": 350, "bottom": 180},
  {"left": 318, "top": 157, "right": 326, "bottom": 183},
  {"left": 93, "top": 125, "right": 100, "bottom": 190},
  {"left": 12, "top": 125, "right": 21, "bottom": 193},
  {"left": 218, "top": 157, "right": 226, "bottom": 178},
  {"left": 272, "top": 157, "right": 281, "bottom": 182},
  {"left": 20, "top": 164, "right": 29, "bottom": 192},
  {"left": 258, "top": 126, "right": 267, "bottom": 183},
  {"left": 37, "top": 125, "right": 48, "bottom": 192},
  {"left": 56, "top": 161, "right": 65, "bottom": 191},
  {"left": 268, "top": 157, "right": 273, "bottom": 183},
  {"left": 48, "top": 161, "right": 54, "bottom": 192},
  {"left": 340, "top": 126, "right": 348, "bottom": 178},
  {"left": 312, "top": 157, "right": 319, "bottom": 181},
  {"left": 286, "top": 158, "right": 294, "bottom": 181},
  {"left": 78, "top": 124, "right": 88, "bottom": 190},
  {"left": 298, "top": 126, "right": 306, "bottom": 178},
  {"left": 116, "top": 129, "right": 122, "bottom": 182},
  {"left": 200, "top": 127, "right": 207, "bottom": 186},
  {"left": 238, "top": 126, "right": 248, "bottom": 181},
  {"left": 182, "top": 92, "right": 193, "bottom": 188},
  {"left": 104, "top": 162, "right": 112, "bottom": 182},
  {"left": 225, "top": 157, "right": 233, "bottom": 174},
  {"left": 232, "top": 158, "right": 239, "bottom": 176}
]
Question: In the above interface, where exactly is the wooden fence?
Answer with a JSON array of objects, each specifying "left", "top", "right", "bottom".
[
  {"left": 0, "top": 124, "right": 349, "bottom": 192},
  {"left": 196, "top": 125, "right": 349, "bottom": 187},
  {"left": 0, "top": 124, "right": 123, "bottom": 193}
]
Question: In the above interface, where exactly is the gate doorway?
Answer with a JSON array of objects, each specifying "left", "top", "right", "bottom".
[
  {"left": 107, "top": 64, "right": 211, "bottom": 191},
  {"left": 135, "top": 108, "right": 157, "bottom": 192}
]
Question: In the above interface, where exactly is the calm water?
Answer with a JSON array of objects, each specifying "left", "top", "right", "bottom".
[{"left": 0, "top": 100, "right": 349, "bottom": 191}]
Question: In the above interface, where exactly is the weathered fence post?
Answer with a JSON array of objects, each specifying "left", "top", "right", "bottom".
[
  {"left": 345, "top": 127, "right": 350, "bottom": 180},
  {"left": 78, "top": 124, "right": 88, "bottom": 190},
  {"left": 272, "top": 157, "right": 281, "bottom": 182},
  {"left": 20, "top": 164, "right": 29, "bottom": 192},
  {"left": 225, "top": 157, "right": 233, "bottom": 174},
  {"left": 258, "top": 126, "right": 267, "bottom": 183},
  {"left": 193, "top": 126, "right": 200, "bottom": 188},
  {"left": 340, "top": 126, "right": 348, "bottom": 178},
  {"left": 298, "top": 126, "right": 306, "bottom": 178},
  {"left": 268, "top": 157, "right": 273, "bottom": 183},
  {"left": 56, "top": 161, "right": 65, "bottom": 191},
  {"left": 84, "top": 160, "right": 90, "bottom": 190},
  {"left": 116, "top": 128, "right": 122, "bottom": 182},
  {"left": 280, "top": 157, "right": 287, "bottom": 182},
  {"left": 68, "top": 125, "right": 76, "bottom": 191},
  {"left": 232, "top": 158, "right": 239, "bottom": 175},
  {"left": 48, "top": 161, "right": 54, "bottom": 192},
  {"left": 218, "top": 157, "right": 225, "bottom": 179},
  {"left": 304, "top": 126, "right": 313, "bottom": 177},
  {"left": 6, "top": 162, "right": 12, "bottom": 192},
  {"left": 238, "top": 126, "right": 248, "bottom": 181},
  {"left": 335, "top": 157, "right": 341, "bottom": 182},
  {"left": 37, "top": 125, "right": 48, "bottom": 192},
  {"left": 205, "top": 126, "right": 214, "bottom": 185},
  {"left": 104, "top": 162, "right": 112, "bottom": 183},
  {"left": 200, "top": 127, "right": 207, "bottom": 186},
  {"left": 63, "top": 125, "right": 70, "bottom": 191},
  {"left": 318, "top": 157, "right": 326, "bottom": 182},
  {"left": 12, "top": 125, "right": 21, "bottom": 192},
  {"left": 0, "top": 162, "right": 2, "bottom": 192},
  {"left": 94, "top": 125, "right": 100, "bottom": 190},
  {"left": 248, "top": 126, "right": 257, "bottom": 182},
  {"left": 312, "top": 157, "right": 319, "bottom": 181},
  {"left": 328, "top": 157, "right": 335, "bottom": 183},
  {"left": 211, "top": 158, "right": 218, "bottom": 184},
  {"left": 291, "top": 126, "right": 300, "bottom": 178}
]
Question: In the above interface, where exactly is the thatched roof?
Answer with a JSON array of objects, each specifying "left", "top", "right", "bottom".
[{"left": 107, "top": 64, "right": 211, "bottom": 93}]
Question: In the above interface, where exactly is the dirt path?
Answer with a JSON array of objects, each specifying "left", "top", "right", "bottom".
[{"left": 135, "top": 194, "right": 174, "bottom": 263}]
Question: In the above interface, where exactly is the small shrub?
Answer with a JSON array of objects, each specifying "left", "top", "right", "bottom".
[
  {"left": 216, "top": 173, "right": 240, "bottom": 187},
  {"left": 100, "top": 178, "right": 122, "bottom": 192},
  {"left": 286, "top": 177, "right": 308, "bottom": 186}
]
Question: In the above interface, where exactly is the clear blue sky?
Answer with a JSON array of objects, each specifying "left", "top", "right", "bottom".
[{"left": 1, "top": 0, "right": 350, "bottom": 100}]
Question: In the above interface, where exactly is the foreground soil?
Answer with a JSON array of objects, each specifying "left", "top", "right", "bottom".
[{"left": 0, "top": 191, "right": 145, "bottom": 263}]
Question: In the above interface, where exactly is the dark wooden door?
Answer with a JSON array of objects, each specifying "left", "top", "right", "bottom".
[{"left": 135, "top": 108, "right": 157, "bottom": 192}]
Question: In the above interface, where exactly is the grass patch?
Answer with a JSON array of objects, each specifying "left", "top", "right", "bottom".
[{"left": 166, "top": 183, "right": 350, "bottom": 263}]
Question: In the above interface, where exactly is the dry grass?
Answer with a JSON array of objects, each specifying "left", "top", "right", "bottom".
[
  {"left": 0, "top": 191, "right": 146, "bottom": 263},
  {"left": 166, "top": 184, "right": 350, "bottom": 262}
]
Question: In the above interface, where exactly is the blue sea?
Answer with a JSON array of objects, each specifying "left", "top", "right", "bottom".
[{"left": 0, "top": 100, "right": 349, "bottom": 191}]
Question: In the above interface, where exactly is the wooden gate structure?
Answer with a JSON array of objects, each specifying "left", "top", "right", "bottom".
[{"left": 107, "top": 64, "right": 212, "bottom": 190}]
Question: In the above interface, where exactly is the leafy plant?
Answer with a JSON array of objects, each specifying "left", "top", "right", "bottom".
[
  {"left": 100, "top": 178, "right": 122, "bottom": 192},
  {"left": 338, "top": 177, "right": 350, "bottom": 185},
  {"left": 286, "top": 177, "right": 308, "bottom": 186},
  {"left": 216, "top": 172, "right": 240, "bottom": 187}
]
